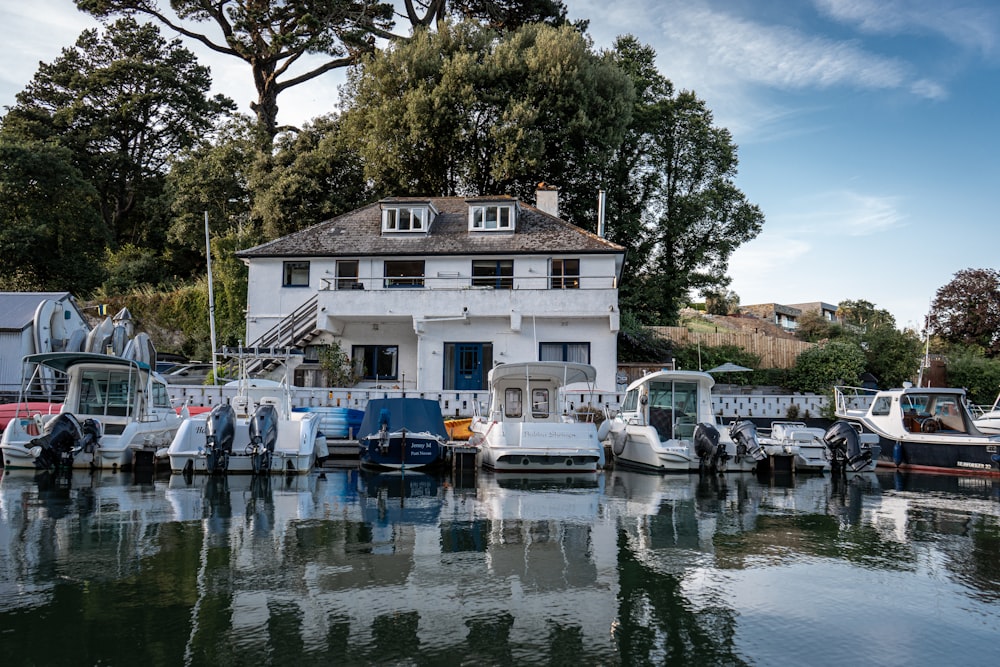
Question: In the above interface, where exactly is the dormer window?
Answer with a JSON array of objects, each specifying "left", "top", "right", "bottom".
[
  {"left": 469, "top": 203, "right": 516, "bottom": 231},
  {"left": 381, "top": 201, "right": 435, "bottom": 233}
]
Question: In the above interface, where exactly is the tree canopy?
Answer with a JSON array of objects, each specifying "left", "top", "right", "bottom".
[
  {"left": 928, "top": 268, "right": 1000, "bottom": 358},
  {"left": 2, "top": 18, "right": 232, "bottom": 253},
  {"left": 339, "top": 20, "right": 632, "bottom": 224}
]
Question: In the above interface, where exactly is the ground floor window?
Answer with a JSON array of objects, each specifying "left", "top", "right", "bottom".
[
  {"left": 352, "top": 345, "right": 398, "bottom": 381},
  {"left": 539, "top": 342, "right": 590, "bottom": 364}
]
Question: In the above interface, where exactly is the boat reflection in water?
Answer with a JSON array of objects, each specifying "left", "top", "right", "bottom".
[{"left": 0, "top": 468, "right": 999, "bottom": 665}]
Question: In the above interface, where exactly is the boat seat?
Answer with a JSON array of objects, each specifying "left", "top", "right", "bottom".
[{"left": 649, "top": 407, "right": 674, "bottom": 439}]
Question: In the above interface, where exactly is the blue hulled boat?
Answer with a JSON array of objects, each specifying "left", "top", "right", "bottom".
[{"left": 357, "top": 398, "right": 449, "bottom": 470}]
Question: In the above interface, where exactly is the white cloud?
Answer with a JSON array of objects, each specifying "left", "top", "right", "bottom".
[
  {"left": 781, "top": 191, "right": 905, "bottom": 236},
  {"left": 814, "top": 0, "right": 999, "bottom": 57},
  {"left": 658, "top": 6, "right": 937, "bottom": 97}
]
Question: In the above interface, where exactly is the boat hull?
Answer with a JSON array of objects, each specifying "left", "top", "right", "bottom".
[
  {"left": 358, "top": 433, "right": 446, "bottom": 470},
  {"left": 871, "top": 434, "right": 1000, "bottom": 476},
  {"left": 167, "top": 412, "right": 323, "bottom": 475}
]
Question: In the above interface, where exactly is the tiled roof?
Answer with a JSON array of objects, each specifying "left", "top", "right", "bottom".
[{"left": 236, "top": 196, "right": 624, "bottom": 258}]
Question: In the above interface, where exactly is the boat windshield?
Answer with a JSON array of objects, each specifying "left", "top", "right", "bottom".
[
  {"left": 78, "top": 368, "right": 136, "bottom": 418},
  {"left": 647, "top": 380, "right": 699, "bottom": 439}
]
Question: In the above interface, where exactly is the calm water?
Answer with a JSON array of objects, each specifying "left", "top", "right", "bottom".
[{"left": 1, "top": 465, "right": 998, "bottom": 666}]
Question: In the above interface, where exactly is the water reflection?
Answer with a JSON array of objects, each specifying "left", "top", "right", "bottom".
[{"left": 0, "top": 467, "right": 998, "bottom": 665}]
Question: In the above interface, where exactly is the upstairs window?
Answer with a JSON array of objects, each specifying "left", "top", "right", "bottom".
[
  {"left": 283, "top": 261, "right": 310, "bottom": 287},
  {"left": 472, "top": 259, "right": 513, "bottom": 289},
  {"left": 381, "top": 203, "right": 433, "bottom": 233},
  {"left": 336, "top": 260, "right": 359, "bottom": 289},
  {"left": 550, "top": 259, "right": 579, "bottom": 289},
  {"left": 384, "top": 260, "right": 425, "bottom": 288},
  {"left": 469, "top": 203, "right": 515, "bottom": 231}
]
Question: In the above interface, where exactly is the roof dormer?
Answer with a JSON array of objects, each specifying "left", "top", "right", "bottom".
[
  {"left": 380, "top": 200, "right": 436, "bottom": 234},
  {"left": 467, "top": 198, "right": 518, "bottom": 232}
]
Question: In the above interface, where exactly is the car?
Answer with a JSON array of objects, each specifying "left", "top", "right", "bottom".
[{"left": 163, "top": 362, "right": 215, "bottom": 385}]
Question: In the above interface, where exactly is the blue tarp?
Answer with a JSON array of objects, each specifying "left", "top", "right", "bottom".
[{"left": 356, "top": 398, "right": 448, "bottom": 441}]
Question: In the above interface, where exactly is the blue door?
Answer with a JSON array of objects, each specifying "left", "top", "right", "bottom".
[{"left": 454, "top": 344, "right": 483, "bottom": 391}]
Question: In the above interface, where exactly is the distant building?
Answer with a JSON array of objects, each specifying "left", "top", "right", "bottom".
[{"left": 740, "top": 300, "right": 841, "bottom": 331}]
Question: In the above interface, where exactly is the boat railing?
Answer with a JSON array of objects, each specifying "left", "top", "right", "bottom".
[{"left": 833, "top": 386, "right": 878, "bottom": 415}]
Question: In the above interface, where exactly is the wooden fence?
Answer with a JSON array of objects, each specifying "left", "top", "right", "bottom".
[{"left": 649, "top": 327, "right": 814, "bottom": 369}]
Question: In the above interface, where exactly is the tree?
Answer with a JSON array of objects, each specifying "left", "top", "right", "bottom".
[
  {"left": 608, "top": 37, "right": 763, "bottom": 325},
  {"left": 795, "top": 310, "right": 841, "bottom": 342},
  {"left": 0, "top": 139, "right": 107, "bottom": 292},
  {"left": 340, "top": 20, "right": 632, "bottom": 223},
  {"left": 858, "top": 325, "right": 922, "bottom": 389},
  {"left": 403, "top": 0, "right": 578, "bottom": 30},
  {"left": 703, "top": 288, "right": 740, "bottom": 316},
  {"left": 76, "top": 0, "right": 395, "bottom": 141},
  {"left": 254, "top": 114, "right": 374, "bottom": 239},
  {"left": 2, "top": 18, "right": 233, "bottom": 250},
  {"left": 788, "top": 340, "right": 865, "bottom": 394},
  {"left": 837, "top": 299, "right": 895, "bottom": 331},
  {"left": 928, "top": 268, "right": 1000, "bottom": 357},
  {"left": 944, "top": 346, "right": 1000, "bottom": 406}
]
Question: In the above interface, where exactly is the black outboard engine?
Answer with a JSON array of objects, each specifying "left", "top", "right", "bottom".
[
  {"left": 206, "top": 403, "right": 236, "bottom": 474},
  {"left": 29, "top": 413, "right": 88, "bottom": 471},
  {"left": 247, "top": 403, "right": 278, "bottom": 475},
  {"left": 729, "top": 419, "right": 767, "bottom": 462},
  {"left": 693, "top": 422, "right": 728, "bottom": 472},
  {"left": 823, "top": 420, "right": 872, "bottom": 472}
]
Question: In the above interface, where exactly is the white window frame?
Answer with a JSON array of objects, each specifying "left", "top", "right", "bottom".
[
  {"left": 468, "top": 203, "right": 515, "bottom": 231},
  {"left": 381, "top": 205, "right": 431, "bottom": 233}
]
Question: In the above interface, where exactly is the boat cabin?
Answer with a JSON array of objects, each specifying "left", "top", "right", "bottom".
[{"left": 619, "top": 370, "right": 716, "bottom": 441}]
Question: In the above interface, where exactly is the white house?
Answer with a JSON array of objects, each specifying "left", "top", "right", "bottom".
[{"left": 236, "top": 190, "right": 625, "bottom": 393}]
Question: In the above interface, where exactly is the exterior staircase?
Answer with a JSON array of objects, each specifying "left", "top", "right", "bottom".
[{"left": 243, "top": 294, "right": 321, "bottom": 375}]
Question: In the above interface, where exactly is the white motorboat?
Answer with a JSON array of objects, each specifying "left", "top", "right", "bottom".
[
  {"left": 469, "top": 361, "right": 605, "bottom": 473},
  {"left": 1, "top": 352, "right": 182, "bottom": 470},
  {"left": 756, "top": 421, "right": 832, "bottom": 472},
  {"left": 972, "top": 392, "right": 1000, "bottom": 435},
  {"left": 165, "top": 349, "right": 326, "bottom": 475},
  {"left": 605, "top": 370, "right": 798, "bottom": 474}
]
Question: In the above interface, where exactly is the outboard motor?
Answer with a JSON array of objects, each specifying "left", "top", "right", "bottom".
[
  {"left": 693, "top": 422, "right": 728, "bottom": 472},
  {"left": 247, "top": 403, "right": 278, "bottom": 475},
  {"left": 29, "top": 413, "right": 88, "bottom": 471},
  {"left": 205, "top": 403, "right": 236, "bottom": 474},
  {"left": 378, "top": 407, "right": 392, "bottom": 455},
  {"left": 823, "top": 420, "right": 872, "bottom": 472},
  {"left": 729, "top": 419, "right": 767, "bottom": 462}
]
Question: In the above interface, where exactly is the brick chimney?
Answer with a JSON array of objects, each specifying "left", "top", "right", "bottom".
[{"left": 535, "top": 182, "right": 559, "bottom": 217}]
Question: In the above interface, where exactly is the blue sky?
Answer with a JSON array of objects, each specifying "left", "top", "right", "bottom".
[{"left": 3, "top": 0, "right": 998, "bottom": 331}]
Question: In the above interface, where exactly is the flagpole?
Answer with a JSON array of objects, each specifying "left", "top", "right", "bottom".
[{"left": 205, "top": 211, "right": 218, "bottom": 385}]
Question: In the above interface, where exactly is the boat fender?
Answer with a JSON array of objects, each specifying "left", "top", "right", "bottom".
[
  {"left": 597, "top": 420, "right": 612, "bottom": 442},
  {"left": 893, "top": 441, "right": 903, "bottom": 466}
]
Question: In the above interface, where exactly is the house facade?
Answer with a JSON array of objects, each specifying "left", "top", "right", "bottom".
[{"left": 236, "top": 191, "right": 625, "bottom": 393}]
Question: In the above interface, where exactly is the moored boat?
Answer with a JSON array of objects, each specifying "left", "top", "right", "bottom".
[
  {"left": 834, "top": 384, "right": 1000, "bottom": 476},
  {"left": 165, "top": 348, "right": 327, "bottom": 475},
  {"left": 1, "top": 352, "right": 182, "bottom": 470},
  {"left": 470, "top": 361, "right": 605, "bottom": 473},
  {"left": 972, "top": 391, "right": 1000, "bottom": 435},
  {"left": 605, "top": 370, "right": 798, "bottom": 474},
  {"left": 356, "top": 397, "right": 449, "bottom": 470}
]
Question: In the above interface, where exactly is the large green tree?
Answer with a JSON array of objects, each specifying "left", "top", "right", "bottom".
[
  {"left": 607, "top": 37, "right": 763, "bottom": 325},
  {"left": 2, "top": 18, "right": 232, "bottom": 251},
  {"left": 76, "top": 0, "right": 395, "bottom": 140},
  {"left": 928, "top": 268, "right": 1000, "bottom": 357},
  {"left": 340, "top": 20, "right": 633, "bottom": 224},
  {"left": 837, "top": 299, "right": 895, "bottom": 331},
  {"left": 0, "top": 139, "right": 107, "bottom": 292}
]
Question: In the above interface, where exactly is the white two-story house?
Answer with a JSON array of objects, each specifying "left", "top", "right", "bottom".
[{"left": 236, "top": 189, "right": 625, "bottom": 392}]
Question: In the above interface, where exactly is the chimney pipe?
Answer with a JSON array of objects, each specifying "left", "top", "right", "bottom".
[{"left": 597, "top": 189, "right": 606, "bottom": 238}]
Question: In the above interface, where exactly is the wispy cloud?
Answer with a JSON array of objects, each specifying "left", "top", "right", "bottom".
[
  {"left": 785, "top": 191, "right": 906, "bottom": 236},
  {"left": 659, "top": 5, "right": 940, "bottom": 98},
  {"left": 814, "top": 0, "right": 1000, "bottom": 57}
]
